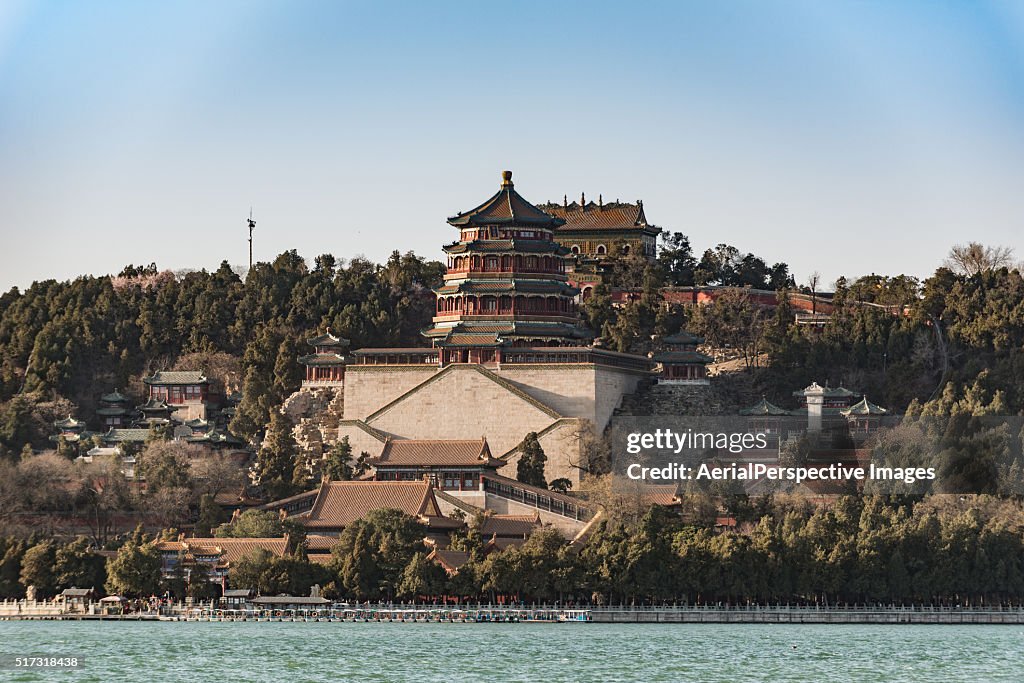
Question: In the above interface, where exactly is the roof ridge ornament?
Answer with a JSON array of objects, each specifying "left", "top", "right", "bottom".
[{"left": 500, "top": 170, "right": 513, "bottom": 188}]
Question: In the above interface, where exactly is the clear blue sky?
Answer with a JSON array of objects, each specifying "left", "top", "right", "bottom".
[{"left": 1, "top": 0, "right": 1022, "bottom": 291}]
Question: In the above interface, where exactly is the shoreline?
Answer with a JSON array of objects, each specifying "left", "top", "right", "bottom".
[{"left": 6, "top": 605, "right": 1024, "bottom": 625}]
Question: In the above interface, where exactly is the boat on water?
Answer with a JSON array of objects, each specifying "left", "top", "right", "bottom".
[{"left": 556, "top": 610, "right": 592, "bottom": 623}]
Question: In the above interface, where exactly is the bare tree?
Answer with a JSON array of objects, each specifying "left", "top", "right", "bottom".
[
  {"left": 945, "top": 242, "right": 1015, "bottom": 276},
  {"left": 807, "top": 271, "right": 821, "bottom": 315},
  {"left": 691, "top": 288, "right": 766, "bottom": 369},
  {"left": 77, "top": 455, "right": 134, "bottom": 545},
  {"left": 190, "top": 454, "right": 246, "bottom": 499}
]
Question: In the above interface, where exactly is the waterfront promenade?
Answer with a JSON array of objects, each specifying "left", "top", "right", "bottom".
[{"left": 5, "top": 599, "right": 1024, "bottom": 624}]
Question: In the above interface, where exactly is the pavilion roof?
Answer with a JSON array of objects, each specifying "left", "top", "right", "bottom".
[
  {"left": 538, "top": 198, "right": 660, "bottom": 234},
  {"left": 252, "top": 595, "right": 330, "bottom": 606},
  {"left": 298, "top": 480, "right": 442, "bottom": 530},
  {"left": 427, "top": 548, "right": 470, "bottom": 573},
  {"left": 138, "top": 398, "right": 172, "bottom": 412},
  {"left": 154, "top": 537, "right": 290, "bottom": 569},
  {"left": 54, "top": 415, "right": 87, "bottom": 429},
  {"left": 662, "top": 330, "right": 704, "bottom": 346},
  {"left": 370, "top": 438, "right": 502, "bottom": 468},
  {"left": 304, "top": 535, "right": 340, "bottom": 553},
  {"left": 640, "top": 484, "right": 682, "bottom": 507},
  {"left": 652, "top": 350, "right": 714, "bottom": 364},
  {"left": 793, "top": 382, "right": 859, "bottom": 399},
  {"left": 739, "top": 397, "right": 792, "bottom": 416},
  {"left": 101, "top": 428, "right": 150, "bottom": 443},
  {"left": 96, "top": 406, "right": 131, "bottom": 416},
  {"left": 307, "top": 331, "right": 350, "bottom": 348},
  {"left": 841, "top": 397, "right": 888, "bottom": 416},
  {"left": 448, "top": 171, "right": 564, "bottom": 229},
  {"left": 100, "top": 389, "right": 131, "bottom": 404},
  {"left": 144, "top": 370, "right": 208, "bottom": 386},
  {"left": 479, "top": 513, "right": 541, "bottom": 538}
]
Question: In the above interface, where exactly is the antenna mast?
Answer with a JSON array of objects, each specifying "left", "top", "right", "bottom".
[{"left": 246, "top": 208, "right": 256, "bottom": 271}]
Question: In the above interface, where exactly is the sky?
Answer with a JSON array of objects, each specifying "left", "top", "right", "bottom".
[{"left": 1, "top": 0, "right": 1022, "bottom": 292}]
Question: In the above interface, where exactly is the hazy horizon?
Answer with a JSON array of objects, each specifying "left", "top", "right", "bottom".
[{"left": 2, "top": 1, "right": 1023, "bottom": 292}]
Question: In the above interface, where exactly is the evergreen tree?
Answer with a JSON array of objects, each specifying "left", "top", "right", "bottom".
[
  {"left": 516, "top": 432, "right": 548, "bottom": 489},
  {"left": 397, "top": 551, "right": 447, "bottom": 601},
  {"left": 105, "top": 540, "right": 162, "bottom": 597},
  {"left": 19, "top": 541, "right": 57, "bottom": 597},
  {"left": 194, "top": 494, "right": 226, "bottom": 536},
  {"left": 253, "top": 411, "right": 299, "bottom": 497},
  {"left": 324, "top": 437, "right": 354, "bottom": 480},
  {"left": 53, "top": 537, "right": 106, "bottom": 591}
]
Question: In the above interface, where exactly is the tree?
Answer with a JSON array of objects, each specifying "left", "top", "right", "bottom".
[
  {"left": 807, "top": 271, "right": 821, "bottom": 315},
  {"left": 20, "top": 541, "right": 57, "bottom": 597},
  {"left": 323, "top": 437, "right": 354, "bottom": 480},
  {"left": 190, "top": 454, "right": 246, "bottom": 500},
  {"left": 215, "top": 509, "right": 287, "bottom": 538},
  {"left": 54, "top": 537, "right": 106, "bottom": 591},
  {"left": 516, "top": 432, "right": 548, "bottom": 489},
  {"left": 397, "top": 552, "right": 447, "bottom": 600},
  {"left": 0, "top": 538, "right": 27, "bottom": 598},
  {"left": 228, "top": 549, "right": 276, "bottom": 593},
  {"left": 105, "top": 540, "right": 162, "bottom": 597},
  {"left": 690, "top": 288, "right": 766, "bottom": 368},
  {"left": 186, "top": 561, "right": 220, "bottom": 600},
  {"left": 945, "top": 242, "right": 1015, "bottom": 276},
  {"left": 549, "top": 478, "right": 573, "bottom": 494},
  {"left": 658, "top": 232, "right": 697, "bottom": 286},
  {"left": 137, "top": 441, "right": 192, "bottom": 493},
  {"left": 330, "top": 508, "right": 427, "bottom": 601},
  {"left": 253, "top": 411, "right": 299, "bottom": 498},
  {"left": 194, "top": 494, "right": 226, "bottom": 537}
]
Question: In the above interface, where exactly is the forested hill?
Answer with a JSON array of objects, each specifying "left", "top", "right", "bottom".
[
  {"left": 1, "top": 239, "right": 1023, "bottom": 459},
  {"left": 0, "top": 251, "right": 444, "bottom": 454}
]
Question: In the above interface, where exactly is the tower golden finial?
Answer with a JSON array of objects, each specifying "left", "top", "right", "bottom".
[{"left": 501, "top": 170, "right": 513, "bottom": 187}]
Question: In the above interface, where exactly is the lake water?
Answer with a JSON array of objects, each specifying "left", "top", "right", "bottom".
[{"left": 2, "top": 621, "right": 1023, "bottom": 682}]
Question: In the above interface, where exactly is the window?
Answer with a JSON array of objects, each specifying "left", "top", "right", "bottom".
[{"left": 596, "top": 244, "right": 607, "bottom": 255}]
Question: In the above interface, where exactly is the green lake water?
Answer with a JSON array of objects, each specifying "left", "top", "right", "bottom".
[{"left": 2, "top": 621, "right": 1023, "bottom": 682}]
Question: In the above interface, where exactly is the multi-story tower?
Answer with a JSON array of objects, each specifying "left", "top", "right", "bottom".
[{"left": 423, "top": 170, "right": 590, "bottom": 365}]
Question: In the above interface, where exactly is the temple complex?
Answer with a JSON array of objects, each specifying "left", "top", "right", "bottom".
[
  {"left": 538, "top": 195, "right": 662, "bottom": 299},
  {"left": 51, "top": 415, "right": 91, "bottom": 444},
  {"left": 738, "top": 382, "right": 890, "bottom": 440},
  {"left": 97, "top": 389, "right": 133, "bottom": 428},
  {"left": 299, "top": 331, "right": 348, "bottom": 386},
  {"left": 368, "top": 438, "right": 503, "bottom": 491},
  {"left": 143, "top": 370, "right": 211, "bottom": 421},
  {"left": 653, "top": 331, "right": 713, "bottom": 385},
  {"left": 425, "top": 170, "right": 590, "bottom": 363},
  {"left": 336, "top": 171, "right": 655, "bottom": 488}
]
